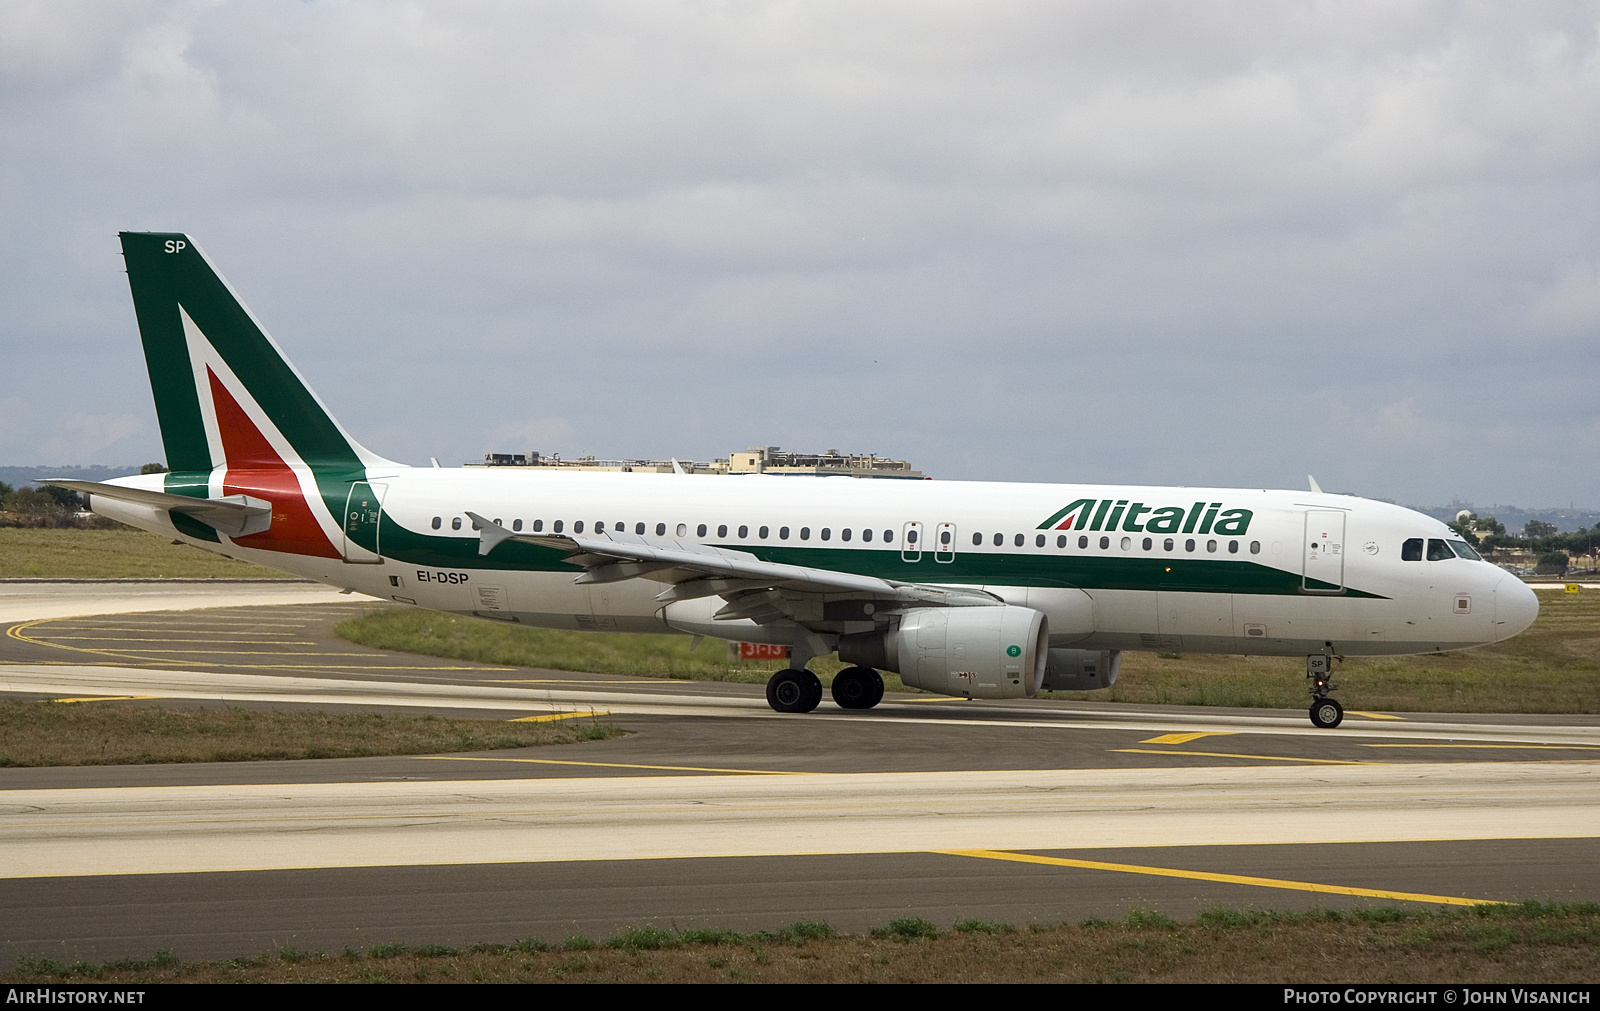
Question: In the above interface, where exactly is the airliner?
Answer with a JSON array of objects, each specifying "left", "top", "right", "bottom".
[{"left": 48, "top": 233, "right": 1541, "bottom": 728}]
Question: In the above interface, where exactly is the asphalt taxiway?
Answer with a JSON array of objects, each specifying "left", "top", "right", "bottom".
[{"left": 2, "top": 583, "right": 1597, "bottom": 963}]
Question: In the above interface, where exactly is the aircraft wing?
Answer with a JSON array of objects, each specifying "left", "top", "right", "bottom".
[
  {"left": 42, "top": 479, "right": 272, "bottom": 538},
  {"left": 465, "top": 512, "right": 998, "bottom": 619}
]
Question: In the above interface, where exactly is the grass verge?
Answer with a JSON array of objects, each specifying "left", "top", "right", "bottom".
[
  {"left": 0, "top": 528, "right": 289, "bottom": 579},
  {"left": 0, "top": 699, "right": 620, "bottom": 766},
  {"left": 5, "top": 902, "right": 1596, "bottom": 983},
  {"left": 1043, "top": 587, "right": 1599, "bottom": 713},
  {"left": 339, "top": 588, "right": 1597, "bottom": 713},
  {"left": 334, "top": 608, "right": 914, "bottom": 692}
]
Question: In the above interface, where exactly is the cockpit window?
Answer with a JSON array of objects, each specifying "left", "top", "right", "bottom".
[
  {"left": 1448, "top": 539, "right": 1482, "bottom": 561},
  {"left": 1426, "top": 538, "right": 1454, "bottom": 561},
  {"left": 1402, "top": 538, "right": 1423, "bottom": 561}
]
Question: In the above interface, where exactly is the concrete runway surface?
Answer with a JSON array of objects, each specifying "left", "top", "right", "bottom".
[{"left": 1, "top": 582, "right": 1597, "bottom": 963}]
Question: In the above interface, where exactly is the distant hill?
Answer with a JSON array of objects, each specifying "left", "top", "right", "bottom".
[
  {"left": 1410, "top": 501, "right": 1600, "bottom": 534},
  {"left": 0, "top": 465, "right": 146, "bottom": 489}
]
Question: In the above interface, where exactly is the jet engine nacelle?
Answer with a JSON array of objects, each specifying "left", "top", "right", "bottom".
[
  {"left": 1039, "top": 648, "right": 1122, "bottom": 692},
  {"left": 838, "top": 605, "right": 1049, "bottom": 700}
]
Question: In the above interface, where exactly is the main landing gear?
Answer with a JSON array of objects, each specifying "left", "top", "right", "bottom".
[
  {"left": 766, "top": 668, "right": 823, "bottom": 713},
  {"left": 764, "top": 665, "right": 885, "bottom": 713},
  {"left": 830, "top": 666, "right": 885, "bottom": 710},
  {"left": 1307, "top": 645, "right": 1344, "bottom": 729}
]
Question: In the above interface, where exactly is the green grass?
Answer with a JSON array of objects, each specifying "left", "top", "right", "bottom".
[
  {"left": 335, "top": 607, "right": 914, "bottom": 692},
  {"left": 339, "top": 588, "right": 1598, "bottom": 713},
  {"left": 0, "top": 699, "right": 620, "bottom": 766},
  {"left": 6, "top": 903, "right": 1596, "bottom": 983},
  {"left": 1043, "top": 587, "right": 1600, "bottom": 713},
  {"left": 0, "top": 528, "right": 290, "bottom": 579}
]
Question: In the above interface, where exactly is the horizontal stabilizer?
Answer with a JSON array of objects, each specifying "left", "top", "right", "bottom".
[{"left": 43, "top": 480, "right": 272, "bottom": 539}]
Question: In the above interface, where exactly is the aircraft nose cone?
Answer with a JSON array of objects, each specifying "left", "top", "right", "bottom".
[{"left": 1493, "top": 572, "right": 1540, "bottom": 640}]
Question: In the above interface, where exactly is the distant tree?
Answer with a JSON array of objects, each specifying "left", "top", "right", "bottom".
[
  {"left": 0, "top": 480, "right": 12, "bottom": 498},
  {"left": 1525, "top": 520, "right": 1558, "bottom": 539},
  {"left": 1473, "top": 516, "right": 1506, "bottom": 536},
  {"left": 40, "top": 485, "right": 84, "bottom": 511},
  {"left": 139, "top": 462, "right": 168, "bottom": 475},
  {"left": 1536, "top": 551, "right": 1570, "bottom": 576},
  {"left": 1447, "top": 513, "right": 1479, "bottom": 543}
]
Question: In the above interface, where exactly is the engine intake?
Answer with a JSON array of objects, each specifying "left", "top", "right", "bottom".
[{"left": 839, "top": 605, "right": 1049, "bottom": 699}]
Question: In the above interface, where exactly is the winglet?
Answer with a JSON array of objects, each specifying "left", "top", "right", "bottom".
[
  {"left": 465, "top": 511, "right": 517, "bottom": 556},
  {"left": 1308, "top": 475, "right": 1323, "bottom": 494}
]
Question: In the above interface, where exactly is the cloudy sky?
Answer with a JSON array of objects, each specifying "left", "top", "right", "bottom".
[{"left": 2, "top": 1, "right": 1597, "bottom": 508}]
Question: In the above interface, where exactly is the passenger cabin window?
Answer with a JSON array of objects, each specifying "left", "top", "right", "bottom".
[
  {"left": 718, "top": 524, "right": 728, "bottom": 537},
  {"left": 1250, "top": 540, "right": 1261, "bottom": 554},
  {"left": 1402, "top": 538, "right": 1423, "bottom": 561},
  {"left": 574, "top": 521, "right": 584, "bottom": 534},
  {"left": 821, "top": 528, "right": 832, "bottom": 541},
  {"left": 451, "top": 517, "right": 462, "bottom": 531},
  {"left": 697, "top": 524, "right": 708, "bottom": 537},
  {"left": 533, "top": 520, "right": 544, "bottom": 532},
  {"left": 883, "top": 530, "right": 894, "bottom": 543},
  {"left": 677, "top": 523, "right": 688, "bottom": 537},
  {"left": 862, "top": 528, "right": 873, "bottom": 542},
  {"left": 636, "top": 522, "right": 645, "bottom": 535},
  {"left": 841, "top": 528, "right": 851, "bottom": 541},
  {"left": 656, "top": 523, "right": 666, "bottom": 536},
  {"left": 738, "top": 525, "right": 748, "bottom": 538},
  {"left": 972, "top": 532, "right": 983, "bottom": 546},
  {"left": 1163, "top": 538, "right": 1174, "bottom": 551},
  {"left": 1426, "top": 538, "right": 1454, "bottom": 561},
  {"left": 800, "top": 527, "right": 810, "bottom": 540},
  {"left": 779, "top": 527, "right": 790, "bottom": 540},
  {"left": 513, "top": 519, "right": 522, "bottom": 532},
  {"left": 759, "top": 526, "right": 769, "bottom": 538},
  {"left": 1077, "top": 535, "right": 1087, "bottom": 548},
  {"left": 1185, "top": 538, "right": 1195, "bottom": 551},
  {"left": 1036, "top": 534, "right": 1045, "bottom": 547},
  {"left": 1099, "top": 536, "right": 1110, "bottom": 549},
  {"left": 1142, "top": 537, "right": 1152, "bottom": 551},
  {"left": 553, "top": 520, "right": 563, "bottom": 533},
  {"left": 1058, "top": 535, "right": 1067, "bottom": 548},
  {"left": 993, "top": 532, "right": 1003, "bottom": 547},
  {"left": 1228, "top": 539, "right": 1239, "bottom": 554},
  {"left": 431, "top": 517, "right": 441, "bottom": 529}
]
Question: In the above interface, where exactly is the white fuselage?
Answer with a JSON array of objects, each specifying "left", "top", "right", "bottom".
[{"left": 94, "top": 468, "right": 1540, "bottom": 660}]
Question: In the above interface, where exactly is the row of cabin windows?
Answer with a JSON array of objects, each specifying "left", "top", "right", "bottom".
[
  {"left": 426, "top": 515, "right": 1259, "bottom": 555},
  {"left": 430, "top": 515, "right": 901, "bottom": 543},
  {"left": 971, "top": 530, "right": 1260, "bottom": 554}
]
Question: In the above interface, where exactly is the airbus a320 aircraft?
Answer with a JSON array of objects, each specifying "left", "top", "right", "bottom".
[{"left": 49, "top": 233, "right": 1541, "bottom": 728}]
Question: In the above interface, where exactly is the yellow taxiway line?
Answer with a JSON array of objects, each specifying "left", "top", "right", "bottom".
[{"left": 938, "top": 849, "right": 1500, "bottom": 906}]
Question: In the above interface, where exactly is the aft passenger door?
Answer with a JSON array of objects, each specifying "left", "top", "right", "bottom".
[
  {"left": 342, "top": 482, "right": 387, "bottom": 564},
  {"left": 1303, "top": 510, "right": 1346, "bottom": 593}
]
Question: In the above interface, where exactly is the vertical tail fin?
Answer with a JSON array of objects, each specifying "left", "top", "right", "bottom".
[
  {"left": 119, "top": 231, "right": 392, "bottom": 476},
  {"left": 120, "top": 232, "right": 398, "bottom": 557}
]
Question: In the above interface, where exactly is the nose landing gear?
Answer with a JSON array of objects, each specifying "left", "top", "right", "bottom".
[{"left": 1307, "top": 646, "right": 1344, "bottom": 728}]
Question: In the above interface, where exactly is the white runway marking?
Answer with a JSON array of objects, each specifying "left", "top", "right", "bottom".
[
  {"left": 3, "top": 663, "right": 1598, "bottom": 746},
  {"left": 1, "top": 763, "right": 1595, "bottom": 879},
  {"left": 0, "top": 582, "right": 362, "bottom": 623}
]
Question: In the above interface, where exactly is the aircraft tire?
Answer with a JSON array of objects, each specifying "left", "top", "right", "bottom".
[
  {"left": 767, "top": 668, "right": 822, "bottom": 713},
  {"left": 831, "top": 666, "right": 884, "bottom": 710},
  {"left": 1309, "top": 697, "right": 1344, "bottom": 729}
]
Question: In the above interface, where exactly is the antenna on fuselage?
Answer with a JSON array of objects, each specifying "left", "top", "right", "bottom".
[{"left": 1308, "top": 475, "right": 1323, "bottom": 494}]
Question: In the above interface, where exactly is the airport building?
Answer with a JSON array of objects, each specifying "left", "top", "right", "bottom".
[{"left": 472, "top": 446, "right": 923, "bottom": 479}]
